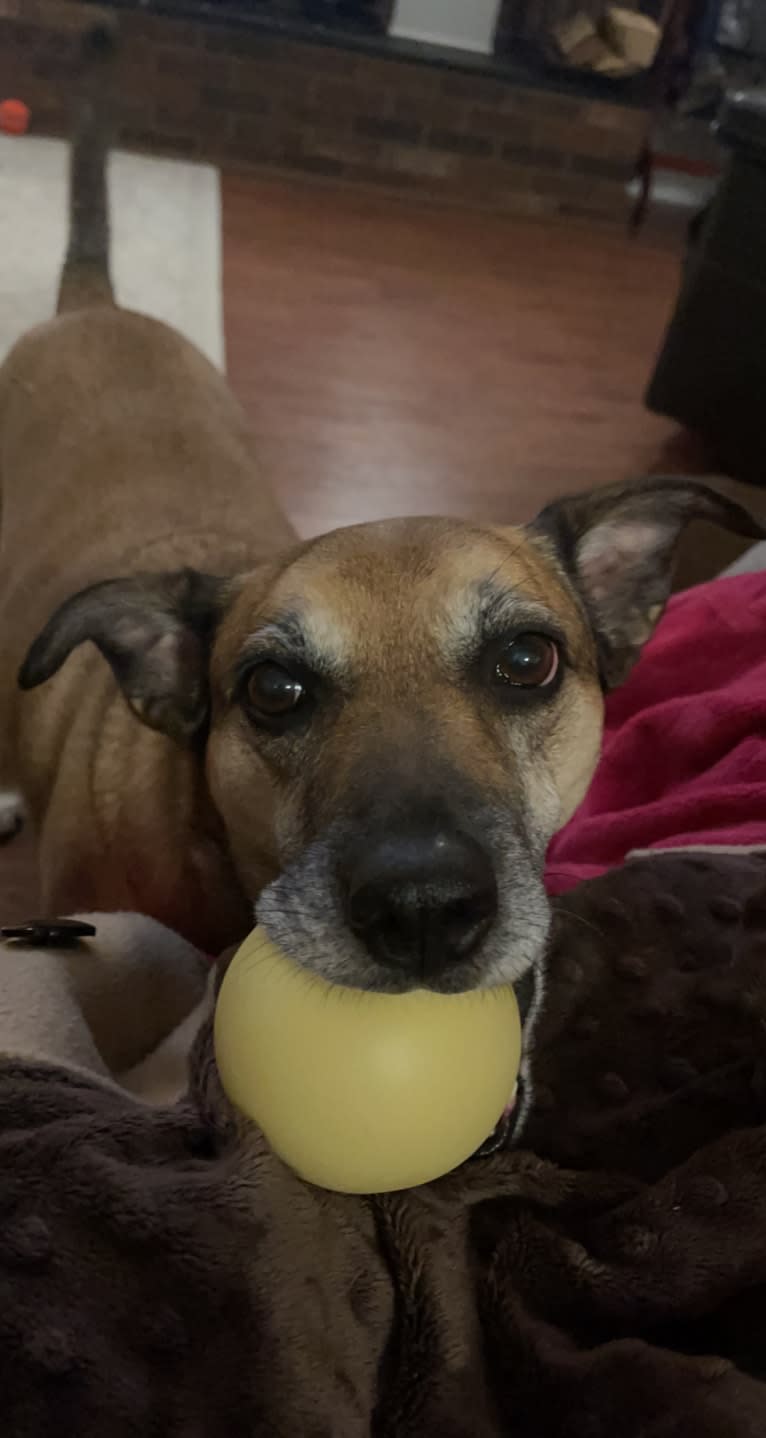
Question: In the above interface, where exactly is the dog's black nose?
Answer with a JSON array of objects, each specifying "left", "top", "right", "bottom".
[{"left": 345, "top": 827, "right": 497, "bottom": 979}]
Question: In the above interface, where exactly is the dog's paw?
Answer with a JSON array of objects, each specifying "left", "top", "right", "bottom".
[{"left": 0, "top": 791, "right": 24, "bottom": 844}]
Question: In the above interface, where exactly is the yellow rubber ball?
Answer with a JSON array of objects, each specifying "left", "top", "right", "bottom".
[{"left": 214, "top": 926, "right": 522, "bottom": 1194}]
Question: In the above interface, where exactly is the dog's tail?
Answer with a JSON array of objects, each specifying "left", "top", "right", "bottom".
[{"left": 57, "top": 22, "right": 118, "bottom": 313}]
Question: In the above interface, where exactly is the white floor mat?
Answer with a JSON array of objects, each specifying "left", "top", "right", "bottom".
[{"left": 0, "top": 134, "right": 224, "bottom": 369}]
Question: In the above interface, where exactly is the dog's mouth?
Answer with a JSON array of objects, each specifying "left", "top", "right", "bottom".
[
  {"left": 253, "top": 850, "right": 537, "bottom": 1156},
  {"left": 256, "top": 848, "right": 551, "bottom": 997}
]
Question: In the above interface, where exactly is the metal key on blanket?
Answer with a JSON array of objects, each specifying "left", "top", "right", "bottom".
[{"left": 1, "top": 918, "right": 97, "bottom": 947}]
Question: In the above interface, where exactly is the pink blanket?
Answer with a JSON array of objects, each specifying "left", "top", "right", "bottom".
[{"left": 545, "top": 571, "right": 766, "bottom": 895}]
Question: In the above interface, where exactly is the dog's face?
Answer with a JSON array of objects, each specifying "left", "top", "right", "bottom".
[
  {"left": 20, "top": 478, "right": 764, "bottom": 993},
  {"left": 206, "top": 518, "right": 603, "bottom": 992}
]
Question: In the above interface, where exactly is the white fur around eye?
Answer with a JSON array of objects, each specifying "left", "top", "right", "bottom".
[{"left": 301, "top": 609, "right": 352, "bottom": 671}]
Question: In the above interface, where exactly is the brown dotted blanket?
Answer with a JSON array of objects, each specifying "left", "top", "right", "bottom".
[{"left": 2, "top": 851, "right": 766, "bottom": 1437}]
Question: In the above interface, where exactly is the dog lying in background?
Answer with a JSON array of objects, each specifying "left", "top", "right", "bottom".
[{"left": 0, "top": 30, "right": 762, "bottom": 996}]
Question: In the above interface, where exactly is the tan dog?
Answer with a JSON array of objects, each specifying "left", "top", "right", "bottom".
[{"left": 1, "top": 34, "right": 763, "bottom": 991}]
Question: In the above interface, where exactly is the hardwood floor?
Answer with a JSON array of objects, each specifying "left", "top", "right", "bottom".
[{"left": 223, "top": 172, "right": 686, "bottom": 538}]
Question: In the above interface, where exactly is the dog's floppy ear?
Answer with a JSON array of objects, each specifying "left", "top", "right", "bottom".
[
  {"left": 531, "top": 477, "right": 764, "bottom": 688},
  {"left": 19, "top": 569, "right": 229, "bottom": 743}
]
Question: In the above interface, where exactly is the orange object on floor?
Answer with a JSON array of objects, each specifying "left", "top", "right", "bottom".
[{"left": 0, "top": 99, "right": 30, "bottom": 135}]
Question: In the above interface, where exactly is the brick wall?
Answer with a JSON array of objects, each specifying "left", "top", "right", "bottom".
[{"left": 0, "top": 0, "right": 647, "bottom": 221}]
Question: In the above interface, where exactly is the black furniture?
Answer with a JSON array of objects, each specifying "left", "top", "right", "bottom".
[{"left": 646, "top": 88, "right": 766, "bottom": 484}]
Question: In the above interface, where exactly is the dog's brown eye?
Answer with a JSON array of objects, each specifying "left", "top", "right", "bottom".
[
  {"left": 494, "top": 634, "right": 559, "bottom": 689},
  {"left": 245, "top": 662, "right": 305, "bottom": 720}
]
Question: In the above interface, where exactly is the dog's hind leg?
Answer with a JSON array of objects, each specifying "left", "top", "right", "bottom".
[{"left": 0, "top": 29, "right": 118, "bottom": 855}]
